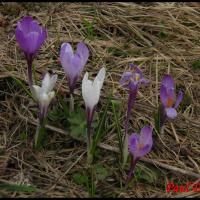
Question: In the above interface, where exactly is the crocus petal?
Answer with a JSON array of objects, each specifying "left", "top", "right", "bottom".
[
  {"left": 15, "top": 16, "right": 47, "bottom": 55},
  {"left": 140, "top": 77, "right": 149, "bottom": 85},
  {"left": 134, "top": 66, "right": 143, "bottom": 78},
  {"left": 60, "top": 43, "right": 73, "bottom": 60},
  {"left": 41, "top": 73, "right": 51, "bottom": 92},
  {"left": 17, "top": 16, "right": 34, "bottom": 34},
  {"left": 136, "top": 144, "right": 153, "bottom": 158},
  {"left": 165, "top": 107, "right": 177, "bottom": 119},
  {"left": 32, "top": 85, "right": 41, "bottom": 101},
  {"left": 94, "top": 67, "right": 106, "bottom": 89},
  {"left": 139, "top": 125, "right": 153, "bottom": 145},
  {"left": 161, "top": 75, "right": 175, "bottom": 90},
  {"left": 129, "top": 133, "right": 139, "bottom": 156},
  {"left": 82, "top": 68, "right": 105, "bottom": 110},
  {"left": 174, "top": 90, "right": 183, "bottom": 109},
  {"left": 15, "top": 29, "right": 30, "bottom": 53},
  {"left": 160, "top": 85, "right": 168, "bottom": 106},
  {"left": 76, "top": 42, "right": 89, "bottom": 66},
  {"left": 82, "top": 72, "right": 100, "bottom": 110},
  {"left": 119, "top": 72, "right": 132, "bottom": 87}
]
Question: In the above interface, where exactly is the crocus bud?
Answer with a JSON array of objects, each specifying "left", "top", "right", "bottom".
[
  {"left": 15, "top": 16, "right": 47, "bottom": 57},
  {"left": 60, "top": 42, "right": 89, "bottom": 94},
  {"left": 82, "top": 67, "right": 106, "bottom": 165},
  {"left": 15, "top": 16, "right": 47, "bottom": 88},
  {"left": 32, "top": 72, "right": 57, "bottom": 119},
  {"left": 82, "top": 67, "right": 106, "bottom": 122}
]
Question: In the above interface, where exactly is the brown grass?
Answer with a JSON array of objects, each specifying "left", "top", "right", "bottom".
[{"left": 0, "top": 2, "right": 200, "bottom": 197}]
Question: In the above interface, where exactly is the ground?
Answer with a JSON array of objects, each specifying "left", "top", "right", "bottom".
[{"left": 0, "top": 2, "right": 200, "bottom": 198}]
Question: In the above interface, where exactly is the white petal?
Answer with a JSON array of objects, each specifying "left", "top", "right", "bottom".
[
  {"left": 48, "top": 91, "right": 55, "bottom": 102},
  {"left": 49, "top": 74, "right": 58, "bottom": 91},
  {"left": 42, "top": 72, "right": 51, "bottom": 93},
  {"left": 82, "top": 68, "right": 105, "bottom": 110},
  {"left": 32, "top": 85, "right": 41, "bottom": 101},
  {"left": 94, "top": 67, "right": 106, "bottom": 89}
]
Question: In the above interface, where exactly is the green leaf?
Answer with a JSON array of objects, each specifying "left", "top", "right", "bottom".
[
  {"left": 95, "top": 164, "right": 109, "bottom": 181},
  {"left": 19, "top": 131, "right": 28, "bottom": 141},
  {"left": 154, "top": 104, "right": 162, "bottom": 135},
  {"left": 91, "top": 95, "right": 112, "bottom": 154},
  {"left": 83, "top": 17, "right": 96, "bottom": 40},
  {"left": 73, "top": 172, "right": 88, "bottom": 187},
  {"left": 0, "top": 183, "right": 37, "bottom": 192},
  {"left": 111, "top": 100, "right": 123, "bottom": 160},
  {"left": 11, "top": 77, "right": 34, "bottom": 101},
  {"left": 34, "top": 118, "right": 47, "bottom": 150},
  {"left": 192, "top": 60, "right": 200, "bottom": 70},
  {"left": 69, "top": 107, "right": 98, "bottom": 140}
]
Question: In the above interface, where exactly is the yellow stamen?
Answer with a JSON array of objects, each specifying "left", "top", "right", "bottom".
[{"left": 135, "top": 73, "right": 140, "bottom": 81}]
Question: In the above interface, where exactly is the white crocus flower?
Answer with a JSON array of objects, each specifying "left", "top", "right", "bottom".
[
  {"left": 32, "top": 72, "right": 57, "bottom": 118},
  {"left": 82, "top": 67, "right": 106, "bottom": 112},
  {"left": 82, "top": 67, "right": 106, "bottom": 164}
]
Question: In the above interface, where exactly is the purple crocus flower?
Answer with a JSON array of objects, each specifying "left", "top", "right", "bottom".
[
  {"left": 160, "top": 75, "right": 183, "bottom": 120},
  {"left": 119, "top": 64, "right": 149, "bottom": 136},
  {"left": 119, "top": 64, "right": 149, "bottom": 168},
  {"left": 126, "top": 125, "right": 153, "bottom": 183},
  {"left": 15, "top": 16, "right": 47, "bottom": 88},
  {"left": 60, "top": 42, "right": 89, "bottom": 95}
]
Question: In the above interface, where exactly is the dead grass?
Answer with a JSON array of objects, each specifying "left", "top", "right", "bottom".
[{"left": 0, "top": 2, "right": 200, "bottom": 197}]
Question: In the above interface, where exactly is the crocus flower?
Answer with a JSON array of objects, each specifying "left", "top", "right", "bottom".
[
  {"left": 15, "top": 16, "right": 47, "bottom": 87},
  {"left": 82, "top": 67, "right": 106, "bottom": 164},
  {"left": 32, "top": 72, "right": 57, "bottom": 149},
  {"left": 119, "top": 64, "right": 149, "bottom": 167},
  {"left": 160, "top": 75, "right": 183, "bottom": 120},
  {"left": 60, "top": 42, "right": 89, "bottom": 95},
  {"left": 32, "top": 72, "right": 57, "bottom": 119},
  {"left": 127, "top": 125, "right": 153, "bottom": 183},
  {"left": 120, "top": 64, "right": 149, "bottom": 136}
]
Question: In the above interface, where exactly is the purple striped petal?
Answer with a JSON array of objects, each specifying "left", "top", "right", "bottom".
[
  {"left": 161, "top": 74, "right": 175, "bottom": 90},
  {"left": 129, "top": 133, "right": 139, "bottom": 156},
  {"left": 174, "top": 90, "right": 183, "bottom": 109},
  {"left": 76, "top": 42, "right": 89, "bottom": 66},
  {"left": 139, "top": 125, "right": 153, "bottom": 146},
  {"left": 15, "top": 16, "right": 47, "bottom": 55},
  {"left": 160, "top": 85, "right": 168, "bottom": 107}
]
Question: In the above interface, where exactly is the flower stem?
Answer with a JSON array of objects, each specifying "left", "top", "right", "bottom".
[
  {"left": 126, "top": 156, "right": 139, "bottom": 184},
  {"left": 122, "top": 89, "right": 137, "bottom": 167},
  {"left": 35, "top": 117, "right": 47, "bottom": 150},
  {"left": 69, "top": 93, "right": 74, "bottom": 112},
  {"left": 86, "top": 107, "right": 95, "bottom": 165},
  {"left": 124, "top": 88, "right": 138, "bottom": 137},
  {"left": 25, "top": 54, "right": 34, "bottom": 91}
]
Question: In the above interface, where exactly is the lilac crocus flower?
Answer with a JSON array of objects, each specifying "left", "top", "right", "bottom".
[
  {"left": 60, "top": 42, "right": 89, "bottom": 95},
  {"left": 15, "top": 16, "right": 47, "bottom": 87},
  {"left": 126, "top": 125, "right": 153, "bottom": 183},
  {"left": 119, "top": 64, "right": 149, "bottom": 167},
  {"left": 160, "top": 75, "right": 183, "bottom": 121},
  {"left": 119, "top": 64, "right": 149, "bottom": 136}
]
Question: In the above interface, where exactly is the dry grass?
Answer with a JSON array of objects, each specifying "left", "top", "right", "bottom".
[{"left": 0, "top": 2, "right": 200, "bottom": 197}]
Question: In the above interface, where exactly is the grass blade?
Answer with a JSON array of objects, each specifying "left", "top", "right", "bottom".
[
  {"left": 91, "top": 95, "right": 112, "bottom": 154},
  {"left": 0, "top": 183, "right": 37, "bottom": 193}
]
